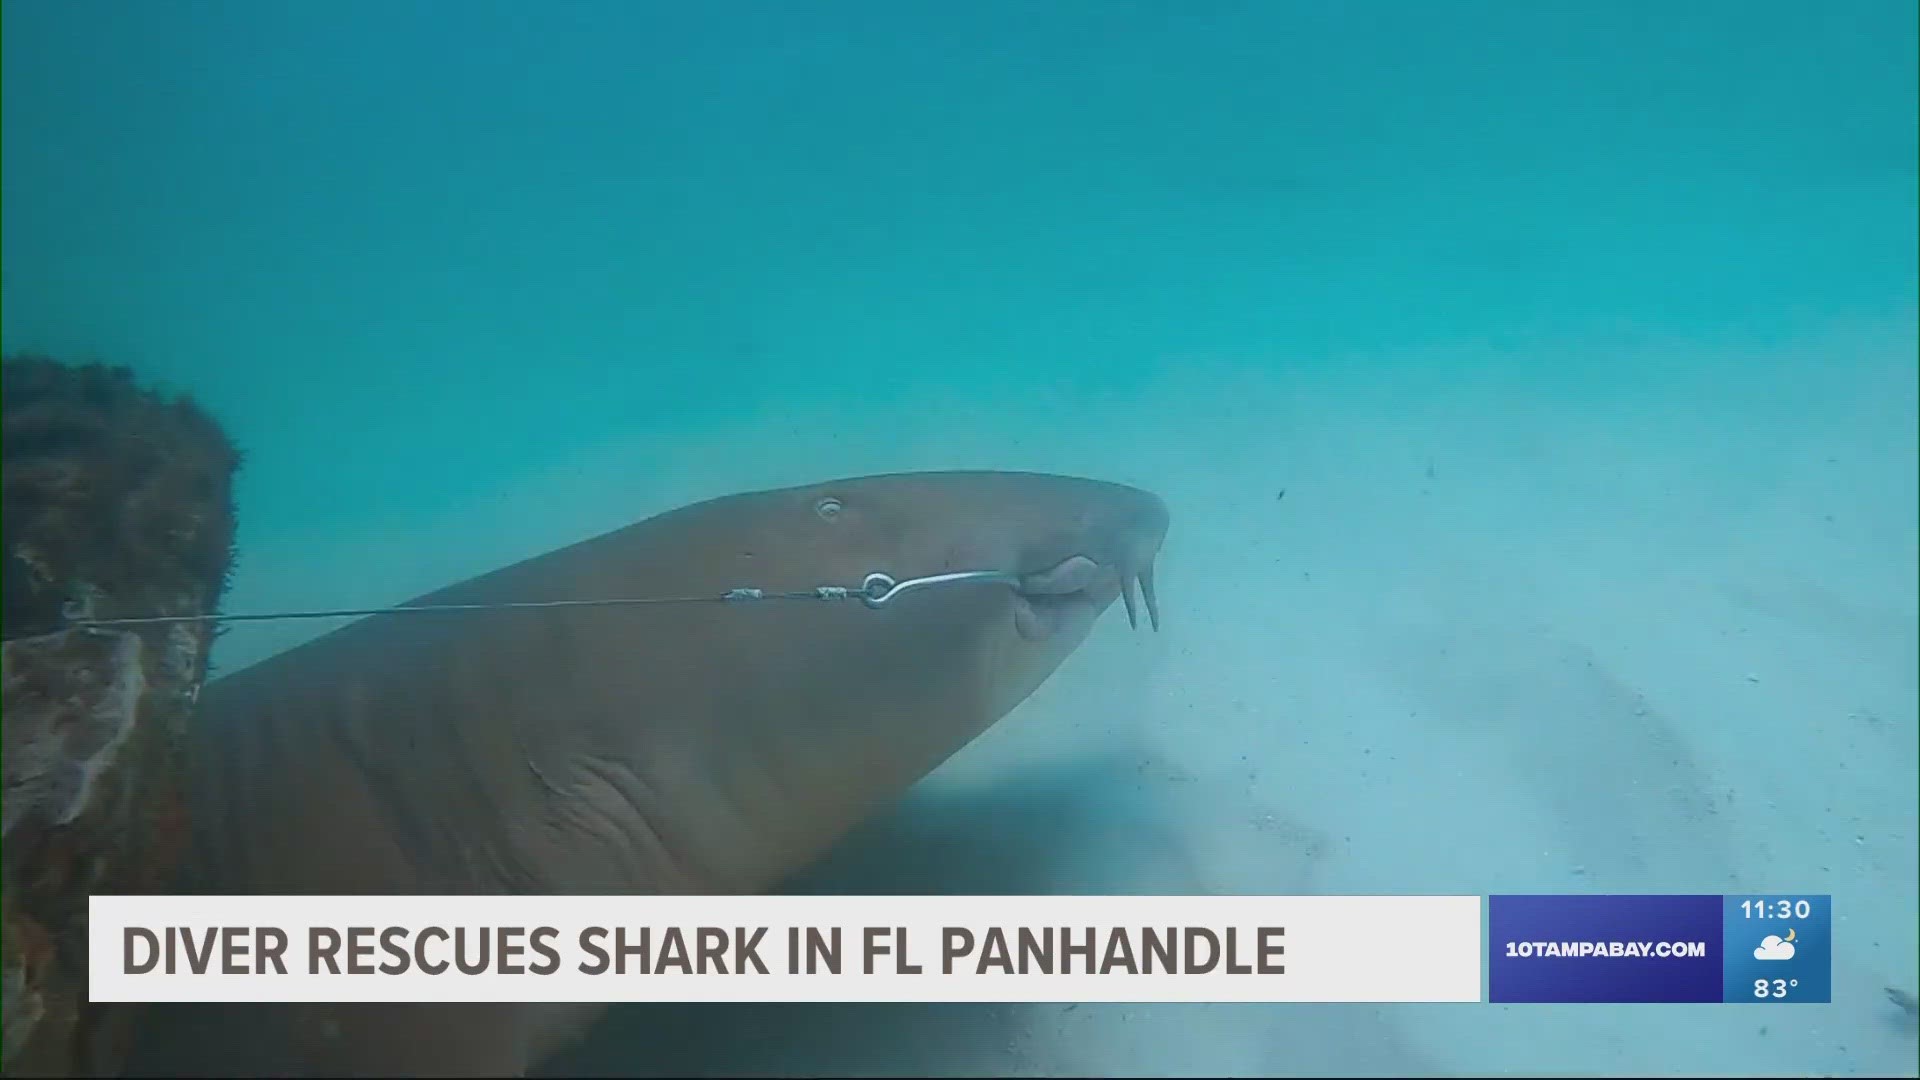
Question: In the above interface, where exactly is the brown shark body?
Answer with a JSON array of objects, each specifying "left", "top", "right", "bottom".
[{"left": 130, "top": 470, "right": 1170, "bottom": 1077}]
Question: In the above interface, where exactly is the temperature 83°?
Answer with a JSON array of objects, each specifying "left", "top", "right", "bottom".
[{"left": 1754, "top": 977, "right": 1799, "bottom": 999}]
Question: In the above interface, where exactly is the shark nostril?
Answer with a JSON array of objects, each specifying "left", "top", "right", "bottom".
[{"left": 1018, "top": 555, "right": 1101, "bottom": 596}]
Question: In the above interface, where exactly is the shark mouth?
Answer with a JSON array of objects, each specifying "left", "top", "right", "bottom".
[{"left": 1012, "top": 553, "right": 1161, "bottom": 641}]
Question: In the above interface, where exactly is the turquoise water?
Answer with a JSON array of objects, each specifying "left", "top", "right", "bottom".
[{"left": 5, "top": 1, "right": 1916, "bottom": 1076}]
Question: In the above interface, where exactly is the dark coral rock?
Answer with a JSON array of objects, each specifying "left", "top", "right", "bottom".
[{"left": 1, "top": 353, "right": 241, "bottom": 1077}]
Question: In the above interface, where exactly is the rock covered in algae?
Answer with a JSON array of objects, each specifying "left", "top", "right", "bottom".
[{"left": 1, "top": 354, "right": 240, "bottom": 1078}]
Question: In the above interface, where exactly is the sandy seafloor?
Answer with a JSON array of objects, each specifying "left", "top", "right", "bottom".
[
  {"left": 213, "top": 315, "right": 1920, "bottom": 1079},
  {"left": 4, "top": 1, "right": 1918, "bottom": 1076}
]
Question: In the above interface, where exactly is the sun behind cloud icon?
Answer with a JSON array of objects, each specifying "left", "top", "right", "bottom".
[{"left": 1754, "top": 931, "right": 1797, "bottom": 961}]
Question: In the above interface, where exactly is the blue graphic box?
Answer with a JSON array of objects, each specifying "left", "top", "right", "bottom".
[
  {"left": 1488, "top": 894, "right": 1833, "bottom": 1004},
  {"left": 1721, "top": 895, "right": 1832, "bottom": 1004},
  {"left": 1489, "top": 894, "right": 1722, "bottom": 1003}
]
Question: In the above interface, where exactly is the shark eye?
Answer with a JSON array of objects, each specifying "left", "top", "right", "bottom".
[{"left": 814, "top": 497, "right": 844, "bottom": 521}]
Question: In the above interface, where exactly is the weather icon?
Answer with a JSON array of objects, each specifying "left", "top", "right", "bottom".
[{"left": 1754, "top": 928, "right": 1797, "bottom": 961}]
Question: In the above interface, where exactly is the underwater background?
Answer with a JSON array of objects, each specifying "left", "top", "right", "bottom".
[{"left": 4, "top": 0, "right": 1916, "bottom": 1075}]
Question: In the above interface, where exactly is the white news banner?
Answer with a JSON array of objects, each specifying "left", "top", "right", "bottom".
[{"left": 91, "top": 894, "right": 1484, "bottom": 1004}]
